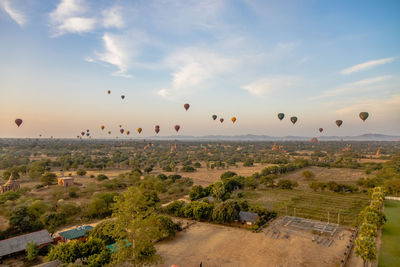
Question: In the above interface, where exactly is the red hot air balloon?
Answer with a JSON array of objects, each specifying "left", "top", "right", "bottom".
[
  {"left": 155, "top": 125, "right": 160, "bottom": 134},
  {"left": 184, "top": 103, "right": 190, "bottom": 111},
  {"left": 15, "top": 118, "right": 23, "bottom": 127},
  {"left": 174, "top": 125, "right": 180, "bottom": 132},
  {"left": 120, "top": 129, "right": 124, "bottom": 134},
  {"left": 319, "top": 128, "right": 323, "bottom": 133},
  {"left": 220, "top": 118, "right": 224, "bottom": 123},
  {"left": 81, "top": 132, "right": 85, "bottom": 136}
]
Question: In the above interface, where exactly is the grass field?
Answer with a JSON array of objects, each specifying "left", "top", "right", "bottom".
[
  {"left": 378, "top": 200, "right": 400, "bottom": 267},
  {"left": 241, "top": 189, "right": 369, "bottom": 226}
]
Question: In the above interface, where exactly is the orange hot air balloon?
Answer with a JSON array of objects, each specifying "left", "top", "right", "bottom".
[
  {"left": 184, "top": 103, "right": 190, "bottom": 111},
  {"left": 231, "top": 117, "right": 237, "bottom": 123},
  {"left": 126, "top": 131, "right": 130, "bottom": 135},
  {"left": 107, "top": 90, "right": 111, "bottom": 94},
  {"left": 15, "top": 118, "right": 23, "bottom": 127},
  {"left": 336, "top": 120, "right": 343, "bottom": 127},
  {"left": 137, "top": 128, "right": 142, "bottom": 134},
  {"left": 174, "top": 125, "right": 180, "bottom": 132},
  {"left": 319, "top": 128, "right": 323, "bottom": 133},
  {"left": 220, "top": 118, "right": 224, "bottom": 123},
  {"left": 100, "top": 125, "right": 105, "bottom": 130},
  {"left": 120, "top": 129, "right": 124, "bottom": 134}
]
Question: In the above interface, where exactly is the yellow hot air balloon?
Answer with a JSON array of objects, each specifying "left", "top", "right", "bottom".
[
  {"left": 100, "top": 125, "right": 105, "bottom": 130},
  {"left": 137, "top": 128, "right": 142, "bottom": 134}
]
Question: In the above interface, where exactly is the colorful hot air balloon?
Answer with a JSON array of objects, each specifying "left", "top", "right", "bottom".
[
  {"left": 220, "top": 118, "right": 224, "bottom": 123},
  {"left": 120, "top": 129, "right": 124, "bottom": 134},
  {"left": 15, "top": 118, "right": 23, "bottom": 127},
  {"left": 359, "top": 112, "right": 369, "bottom": 122},
  {"left": 231, "top": 117, "right": 237, "bottom": 123},
  {"left": 121, "top": 95, "right": 125, "bottom": 100},
  {"left": 319, "top": 128, "right": 323, "bottom": 133},
  {"left": 155, "top": 125, "right": 160, "bottom": 134},
  {"left": 184, "top": 103, "right": 190, "bottom": 111},
  {"left": 336, "top": 120, "right": 343, "bottom": 127},
  {"left": 100, "top": 125, "right": 105, "bottom": 130},
  {"left": 290, "top": 116, "right": 297, "bottom": 125},
  {"left": 126, "top": 131, "right": 130, "bottom": 135},
  {"left": 174, "top": 125, "right": 180, "bottom": 132},
  {"left": 212, "top": 115, "right": 217, "bottom": 120},
  {"left": 277, "top": 113, "right": 285, "bottom": 121},
  {"left": 107, "top": 90, "right": 111, "bottom": 94},
  {"left": 137, "top": 128, "right": 142, "bottom": 134},
  {"left": 81, "top": 132, "right": 85, "bottom": 136}
]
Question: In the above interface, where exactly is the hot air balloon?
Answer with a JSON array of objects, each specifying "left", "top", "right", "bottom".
[
  {"left": 184, "top": 103, "right": 190, "bottom": 111},
  {"left": 100, "top": 125, "right": 105, "bottom": 130},
  {"left": 77, "top": 136, "right": 80, "bottom": 139},
  {"left": 108, "top": 131, "right": 111, "bottom": 134},
  {"left": 107, "top": 90, "right": 111, "bottom": 94},
  {"left": 15, "top": 118, "right": 23, "bottom": 127},
  {"left": 336, "top": 120, "right": 343, "bottom": 127},
  {"left": 231, "top": 117, "right": 237, "bottom": 123},
  {"left": 174, "top": 125, "right": 180, "bottom": 132},
  {"left": 121, "top": 95, "right": 125, "bottom": 100},
  {"left": 126, "top": 131, "right": 130, "bottom": 135},
  {"left": 290, "top": 116, "right": 297, "bottom": 125},
  {"left": 137, "top": 128, "right": 142, "bottom": 134},
  {"left": 120, "top": 129, "right": 124, "bottom": 134},
  {"left": 86, "top": 133, "right": 90, "bottom": 136},
  {"left": 119, "top": 125, "right": 122, "bottom": 128},
  {"left": 86, "top": 129, "right": 90, "bottom": 133},
  {"left": 277, "top": 113, "right": 285, "bottom": 121},
  {"left": 319, "top": 128, "right": 323, "bottom": 133},
  {"left": 220, "top": 118, "right": 224, "bottom": 123},
  {"left": 359, "top": 112, "right": 369, "bottom": 122},
  {"left": 212, "top": 115, "right": 217, "bottom": 120},
  {"left": 155, "top": 125, "right": 160, "bottom": 134},
  {"left": 81, "top": 132, "right": 85, "bottom": 136}
]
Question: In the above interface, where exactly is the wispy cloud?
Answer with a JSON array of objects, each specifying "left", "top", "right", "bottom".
[
  {"left": 102, "top": 6, "right": 124, "bottom": 29},
  {"left": 312, "top": 75, "right": 393, "bottom": 100},
  {"left": 242, "top": 76, "right": 299, "bottom": 97},
  {"left": 157, "top": 48, "right": 238, "bottom": 99},
  {"left": 0, "top": 0, "right": 27, "bottom": 26},
  {"left": 340, "top": 57, "right": 395, "bottom": 75},
  {"left": 49, "top": 0, "right": 96, "bottom": 36}
]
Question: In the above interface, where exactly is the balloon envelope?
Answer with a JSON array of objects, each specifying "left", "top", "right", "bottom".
[
  {"left": 121, "top": 95, "right": 125, "bottom": 100},
  {"left": 336, "top": 120, "right": 343, "bottom": 127},
  {"left": 174, "top": 125, "right": 180, "bottom": 132},
  {"left": 290, "top": 116, "right": 297, "bottom": 125},
  {"left": 126, "top": 131, "right": 130, "bottom": 135},
  {"left": 220, "top": 118, "right": 224, "bottom": 123},
  {"left": 107, "top": 90, "right": 111, "bottom": 94},
  {"left": 231, "top": 117, "right": 237, "bottom": 123},
  {"left": 319, "top": 128, "right": 323, "bottom": 133},
  {"left": 15, "top": 118, "right": 23, "bottom": 127},
  {"left": 100, "top": 125, "right": 105, "bottom": 130},
  {"left": 120, "top": 129, "right": 124, "bottom": 134},
  {"left": 81, "top": 132, "right": 85, "bottom": 136},
  {"left": 137, "top": 128, "right": 142, "bottom": 134},
  {"left": 277, "top": 113, "right": 285, "bottom": 121},
  {"left": 184, "top": 103, "right": 190, "bottom": 111},
  {"left": 212, "top": 115, "right": 217, "bottom": 120},
  {"left": 359, "top": 112, "right": 369, "bottom": 122}
]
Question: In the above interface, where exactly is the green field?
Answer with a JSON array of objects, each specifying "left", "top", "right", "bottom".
[
  {"left": 378, "top": 200, "right": 400, "bottom": 267},
  {"left": 241, "top": 189, "right": 369, "bottom": 226}
]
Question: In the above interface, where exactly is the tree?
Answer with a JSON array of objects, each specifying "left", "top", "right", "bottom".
[
  {"left": 355, "top": 235, "right": 377, "bottom": 265},
  {"left": 212, "top": 182, "right": 227, "bottom": 201},
  {"left": 189, "top": 185, "right": 206, "bottom": 201},
  {"left": 301, "top": 170, "right": 315, "bottom": 180},
  {"left": 9, "top": 206, "right": 43, "bottom": 233},
  {"left": 111, "top": 187, "right": 162, "bottom": 266},
  {"left": 220, "top": 171, "right": 237, "bottom": 180},
  {"left": 277, "top": 179, "right": 298, "bottom": 190},
  {"left": 40, "top": 172, "right": 57, "bottom": 185},
  {"left": 41, "top": 213, "right": 66, "bottom": 235},
  {"left": 243, "top": 158, "right": 254, "bottom": 167},
  {"left": 25, "top": 241, "right": 39, "bottom": 262},
  {"left": 212, "top": 200, "right": 240, "bottom": 223},
  {"left": 77, "top": 169, "right": 87, "bottom": 176},
  {"left": 97, "top": 174, "right": 108, "bottom": 181}
]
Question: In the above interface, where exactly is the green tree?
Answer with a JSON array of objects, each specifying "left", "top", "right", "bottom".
[
  {"left": 25, "top": 241, "right": 39, "bottom": 262},
  {"left": 355, "top": 235, "right": 377, "bottom": 265},
  {"left": 212, "top": 200, "right": 240, "bottom": 223},
  {"left": 40, "top": 172, "right": 57, "bottom": 185},
  {"left": 76, "top": 169, "right": 87, "bottom": 176},
  {"left": 277, "top": 179, "right": 298, "bottom": 190},
  {"left": 9, "top": 206, "right": 43, "bottom": 233},
  {"left": 41, "top": 213, "right": 66, "bottom": 235}
]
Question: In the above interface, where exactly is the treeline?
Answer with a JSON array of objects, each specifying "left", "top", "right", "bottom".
[
  {"left": 309, "top": 181, "right": 358, "bottom": 193},
  {"left": 354, "top": 187, "right": 386, "bottom": 265}
]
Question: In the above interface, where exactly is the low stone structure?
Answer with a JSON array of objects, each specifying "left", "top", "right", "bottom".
[
  {"left": 0, "top": 175, "right": 20, "bottom": 194},
  {"left": 57, "top": 177, "right": 74, "bottom": 187}
]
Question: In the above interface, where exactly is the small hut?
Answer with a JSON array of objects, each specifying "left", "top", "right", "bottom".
[{"left": 57, "top": 177, "right": 74, "bottom": 187}]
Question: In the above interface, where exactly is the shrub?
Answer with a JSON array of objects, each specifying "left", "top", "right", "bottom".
[
  {"left": 76, "top": 169, "right": 87, "bottom": 176},
  {"left": 277, "top": 179, "right": 298, "bottom": 190},
  {"left": 96, "top": 174, "right": 108, "bottom": 181},
  {"left": 181, "top": 166, "right": 196, "bottom": 172}
]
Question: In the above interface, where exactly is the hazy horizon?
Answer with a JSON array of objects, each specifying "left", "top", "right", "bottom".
[{"left": 1, "top": 0, "right": 399, "bottom": 138}]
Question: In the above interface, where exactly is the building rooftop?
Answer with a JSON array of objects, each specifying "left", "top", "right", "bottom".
[
  {"left": 0, "top": 230, "right": 53, "bottom": 257},
  {"left": 59, "top": 225, "right": 93, "bottom": 240},
  {"left": 239, "top": 211, "right": 259, "bottom": 223}
]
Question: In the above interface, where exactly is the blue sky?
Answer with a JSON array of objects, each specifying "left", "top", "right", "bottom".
[{"left": 1, "top": 0, "right": 399, "bottom": 138}]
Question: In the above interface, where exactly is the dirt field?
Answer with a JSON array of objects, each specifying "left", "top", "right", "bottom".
[
  {"left": 155, "top": 221, "right": 352, "bottom": 267},
  {"left": 278, "top": 166, "right": 367, "bottom": 190}
]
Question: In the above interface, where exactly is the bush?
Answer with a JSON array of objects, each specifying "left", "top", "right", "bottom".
[
  {"left": 301, "top": 170, "right": 315, "bottom": 180},
  {"left": 40, "top": 172, "right": 57, "bottom": 185},
  {"left": 181, "top": 166, "right": 196, "bottom": 172},
  {"left": 96, "top": 174, "right": 108, "bottom": 181},
  {"left": 26, "top": 242, "right": 39, "bottom": 262},
  {"left": 76, "top": 169, "right": 87, "bottom": 176},
  {"left": 243, "top": 158, "right": 254, "bottom": 167},
  {"left": 221, "top": 171, "right": 237, "bottom": 180},
  {"left": 277, "top": 179, "right": 298, "bottom": 190}
]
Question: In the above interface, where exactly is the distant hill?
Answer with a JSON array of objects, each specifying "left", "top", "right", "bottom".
[{"left": 147, "top": 133, "right": 400, "bottom": 141}]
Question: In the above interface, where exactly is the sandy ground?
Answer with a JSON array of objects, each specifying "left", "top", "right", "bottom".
[{"left": 155, "top": 221, "right": 352, "bottom": 267}]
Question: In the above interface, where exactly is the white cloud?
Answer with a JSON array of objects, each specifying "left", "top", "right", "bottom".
[
  {"left": 0, "top": 0, "right": 27, "bottom": 26},
  {"left": 242, "top": 76, "right": 298, "bottom": 96},
  {"left": 340, "top": 57, "right": 395, "bottom": 75},
  {"left": 157, "top": 48, "right": 238, "bottom": 99},
  {"left": 312, "top": 75, "right": 392, "bottom": 100},
  {"left": 102, "top": 6, "right": 124, "bottom": 28},
  {"left": 49, "top": 0, "right": 96, "bottom": 36}
]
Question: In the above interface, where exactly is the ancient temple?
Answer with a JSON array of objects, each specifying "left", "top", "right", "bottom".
[{"left": 0, "top": 175, "right": 20, "bottom": 194}]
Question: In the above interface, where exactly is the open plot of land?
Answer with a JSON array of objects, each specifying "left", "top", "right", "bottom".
[
  {"left": 278, "top": 166, "right": 367, "bottom": 190},
  {"left": 156, "top": 221, "right": 351, "bottom": 267},
  {"left": 241, "top": 188, "right": 369, "bottom": 226},
  {"left": 378, "top": 200, "right": 400, "bottom": 267}
]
